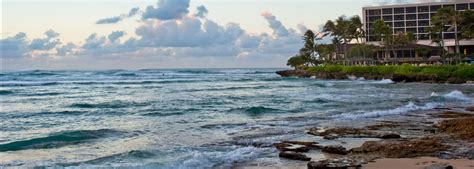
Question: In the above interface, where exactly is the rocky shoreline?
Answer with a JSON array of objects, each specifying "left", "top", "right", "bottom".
[
  {"left": 276, "top": 70, "right": 473, "bottom": 84},
  {"left": 269, "top": 106, "right": 474, "bottom": 169}
]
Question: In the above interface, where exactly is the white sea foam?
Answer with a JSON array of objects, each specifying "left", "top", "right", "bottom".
[
  {"left": 442, "top": 90, "right": 473, "bottom": 102},
  {"left": 336, "top": 102, "right": 442, "bottom": 119},
  {"left": 176, "top": 146, "right": 270, "bottom": 168},
  {"left": 372, "top": 79, "right": 394, "bottom": 84},
  {"left": 431, "top": 92, "right": 439, "bottom": 97}
]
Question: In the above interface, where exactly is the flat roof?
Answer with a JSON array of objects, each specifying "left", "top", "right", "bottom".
[{"left": 363, "top": 0, "right": 472, "bottom": 10}]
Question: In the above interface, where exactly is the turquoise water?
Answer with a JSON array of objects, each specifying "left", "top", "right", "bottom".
[{"left": 0, "top": 69, "right": 473, "bottom": 168}]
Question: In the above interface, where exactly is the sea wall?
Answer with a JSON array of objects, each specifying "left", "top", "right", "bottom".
[{"left": 276, "top": 70, "right": 471, "bottom": 84}]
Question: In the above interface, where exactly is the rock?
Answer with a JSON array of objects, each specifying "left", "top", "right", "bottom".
[
  {"left": 322, "top": 145, "right": 349, "bottom": 155},
  {"left": 274, "top": 142, "right": 310, "bottom": 152},
  {"left": 446, "top": 77, "right": 465, "bottom": 84},
  {"left": 307, "top": 157, "right": 365, "bottom": 169},
  {"left": 466, "top": 107, "right": 474, "bottom": 112},
  {"left": 351, "top": 138, "right": 448, "bottom": 158},
  {"left": 437, "top": 117, "right": 474, "bottom": 141},
  {"left": 424, "top": 163, "right": 453, "bottom": 169},
  {"left": 276, "top": 70, "right": 312, "bottom": 78},
  {"left": 279, "top": 151, "right": 311, "bottom": 161},
  {"left": 379, "top": 133, "right": 401, "bottom": 139}
]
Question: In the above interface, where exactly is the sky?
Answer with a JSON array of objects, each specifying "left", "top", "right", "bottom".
[{"left": 1, "top": 0, "right": 449, "bottom": 70}]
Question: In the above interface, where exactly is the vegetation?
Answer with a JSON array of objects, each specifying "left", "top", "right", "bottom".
[
  {"left": 286, "top": 8, "right": 474, "bottom": 70},
  {"left": 306, "top": 64, "right": 474, "bottom": 80},
  {"left": 428, "top": 8, "right": 474, "bottom": 61},
  {"left": 346, "top": 44, "right": 376, "bottom": 58}
]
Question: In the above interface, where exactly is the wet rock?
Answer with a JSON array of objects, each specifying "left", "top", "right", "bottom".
[
  {"left": 322, "top": 145, "right": 349, "bottom": 155},
  {"left": 424, "top": 163, "right": 453, "bottom": 169},
  {"left": 276, "top": 70, "right": 312, "bottom": 78},
  {"left": 274, "top": 142, "right": 310, "bottom": 152},
  {"left": 437, "top": 117, "right": 474, "bottom": 141},
  {"left": 466, "top": 107, "right": 474, "bottom": 112},
  {"left": 279, "top": 151, "right": 311, "bottom": 161},
  {"left": 446, "top": 77, "right": 465, "bottom": 84},
  {"left": 308, "top": 127, "right": 400, "bottom": 140},
  {"left": 307, "top": 157, "right": 365, "bottom": 169},
  {"left": 379, "top": 133, "right": 401, "bottom": 139},
  {"left": 436, "top": 111, "right": 474, "bottom": 118},
  {"left": 351, "top": 138, "right": 448, "bottom": 158}
]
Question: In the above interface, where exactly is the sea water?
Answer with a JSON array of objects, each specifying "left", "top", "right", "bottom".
[{"left": 0, "top": 69, "right": 473, "bottom": 168}]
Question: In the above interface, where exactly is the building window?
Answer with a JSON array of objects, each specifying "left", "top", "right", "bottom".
[
  {"left": 382, "top": 8, "right": 393, "bottom": 14},
  {"left": 418, "top": 27, "right": 428, "bottom": 33},
  {"left": 443, "top": 4, "right": 455, "bottom": 9},
  {"left": 394, "top": 15, "right": 404, "bottom": 21},
  {"left": 406, "top": 14, "right": 416, "bottom": 20},
  {"left": 394, "top": 21, "right": 405, "bottom": 27},
  {"left": 418, "top": 20, "right": 429, "bottom": 27},
  {"left": 368, "top": 9, "right": 381, "bottom": 15},
  {"left": 369, "top": 16, "right": 381, "bottom": 22},
  {"left": 418, "top": 6, "right": 429, "bottom": 12},
  {"left": 406, "top": 7, "right": 416, "bottom": 13},
  {"left": 394, "top": 8, "right": 405, "bottom": 14},
  {"left": 456, "top": 4, "right": 468, "bottom": 11},
  {"left": 383, "top": 15, "right": 393, "bottom": 21},
  {"left": 418, "top": 13, "right": 430, "bottom": 20},
  {"left": 406, "top": 21, "right": 417, "bottom": 27},
  {"left": 406, "top": 28, "right": 417, "bottom": 33},
  {"left": 385, "top": 22, "right": 393, "bottom": 27},
  {"left": 395, "top": 28, "right": 405, "bottom": 34},
  {"left": 418, "top": 34, "right": 429, "bottom": 40},
  {"left": 430, "top": 5, "right": 441, "bottom": 12},
  {"left": 471, "top": 3, "right": 474, "bottom": 10},
  {"left": 444, "top": 33, "right": 455, "bottom": 39}
]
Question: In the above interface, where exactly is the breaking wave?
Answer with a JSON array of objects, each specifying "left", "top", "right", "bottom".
[
  {"left": 0, "top": 129, "right": 123, "bottom": 152},
  {"left": 336, "top": 102, "right": 442, "bottom": 119}
]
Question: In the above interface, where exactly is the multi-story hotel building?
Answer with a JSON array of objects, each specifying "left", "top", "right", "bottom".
[{"left": 362, "top": 0, "right": 474, "bottom": 54}]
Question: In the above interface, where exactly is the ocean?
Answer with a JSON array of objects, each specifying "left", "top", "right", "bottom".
[{"left": 0, "top": 68, "right": 473, "bottom": 168}]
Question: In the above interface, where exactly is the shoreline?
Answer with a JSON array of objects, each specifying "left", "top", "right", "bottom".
[
  {"left": 276, "top": 69, "right": 474, "bottom": 84},
  {"left": 263, "top": 105, "right": 474, "bottom": 169}
]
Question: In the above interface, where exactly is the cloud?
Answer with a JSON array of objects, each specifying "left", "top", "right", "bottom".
[
  {"left": 0, "top": 32, "right": 29, "bottom": 58},
  {"left": 96, "top": 16, "right": 122, "bottom": 24},
  {"left": 142, "top": 0, "right": 190, "bottom": 20},
  {"left": 82, "top": 33, "right": 106, "bottom": 49},
  {"left": 29, "top": 30, "right": 61, "bottom": 50},
  {"left": 96, "top": 7, "right": 140, "bottom": 24},
  {"left": 128, "top": 7, "right": 140, "bottom": 17},
  {"left": 194, "top": 5, "right": 208, "bottom": 18},
  {"left": 108, "top": 31, "right": 125, "bottom": 43},
  {"left": 134, "top": 17, "right": 244, "bottom": 48},
  {"left": 56, "top": 43, "right": 77, "bottom": 56},
  {"left": 261, "top": 11, "right": 290, "bottom": 37}
]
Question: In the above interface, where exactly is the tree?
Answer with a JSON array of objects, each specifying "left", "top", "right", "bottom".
[
  {"left": 287, "top": 30, "right": 324, "bottom": 69},
  {"left": 323, "top": 15, "right": 361, "bottom": 59},
  {"left": 460, "top": 10, "right": 474, "bottom": 40},
  {"left": 287, "top": 55, "right": 306, "bottom": 69},
  {"left": 349, "top": 16, "right": 365, "bottom": 44},
  {"left": 431, "top": 7, "right": 462, "bottom": 62},
  {"left": 347, "top": 44, "right": 376, "bottom": 58}
]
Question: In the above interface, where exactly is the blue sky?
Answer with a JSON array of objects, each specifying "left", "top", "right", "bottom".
[{"left": 1, "top": 0, "right": 442, "bottom": 70}]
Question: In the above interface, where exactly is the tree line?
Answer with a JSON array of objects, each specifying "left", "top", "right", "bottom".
[{"left": 288, "top": 7, "right": 474, "bottom": 69}]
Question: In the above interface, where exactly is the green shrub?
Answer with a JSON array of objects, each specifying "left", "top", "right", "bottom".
[{"left": 307, "top": 65, "right": 474, "bottom": 80}]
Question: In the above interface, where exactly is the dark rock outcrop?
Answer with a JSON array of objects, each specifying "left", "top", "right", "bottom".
[
  {"left": 276, "top": 70, "right": 312, "bottom": 78},
  {"left": 322, "top": 145, "right": 349, "bottom": 155},
  {"left": 279, "top": 151, "right": 311, "bottom": 161},
  {"left": 307, "top": 157, "right": 366, "bottom": 169}
]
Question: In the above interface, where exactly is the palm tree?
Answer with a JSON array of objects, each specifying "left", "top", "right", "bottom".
[
  {"left": 349, "top": 16, "right": 365, "bottom": 44},
  {"left": 432, "top": 7, "right": 462, "bottom": 62},
  {"left": 299, "top": 30, "right": 324, "bottom": 66}
]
